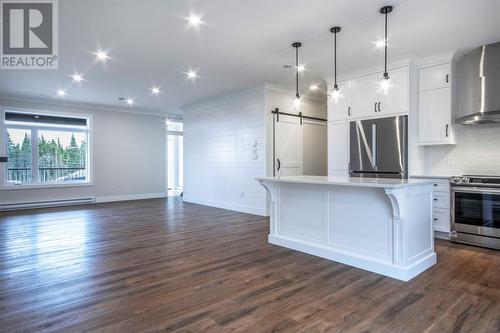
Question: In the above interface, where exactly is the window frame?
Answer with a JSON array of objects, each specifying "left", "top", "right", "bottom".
[{"left": 1, "top": 107, "right": 93, "bottom": 190}]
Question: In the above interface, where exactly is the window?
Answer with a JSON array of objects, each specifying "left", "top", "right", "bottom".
[{"left": 3, "top": 110, "right": 91, "bottom": 186}]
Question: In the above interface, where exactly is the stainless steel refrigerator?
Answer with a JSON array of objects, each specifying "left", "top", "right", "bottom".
[{"left": 349, "top": 115, "right": 408, "bottom": 179}]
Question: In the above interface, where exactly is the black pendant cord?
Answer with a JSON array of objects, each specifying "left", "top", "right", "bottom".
[
  {"left": 292, "top": 42, "right": 302, "bottom": 99},
  {"left": 384, "top": 10, "right": 388, "bottom": 78},
  {"left": 380, "top": 6, "right": 393, "bottom": 80},
  {"left": 334, "top": 31, "right": 337, "bottom": 88},
  {"left": 296, "top": 46, "right": 299, "bottom": 98},
  {"left": 330, "top": 27, "right": 341, "bottom": 90}
]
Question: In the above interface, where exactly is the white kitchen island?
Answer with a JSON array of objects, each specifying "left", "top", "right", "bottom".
[{"left": 257, "top": 176, "right": 437, "bottom": 281}]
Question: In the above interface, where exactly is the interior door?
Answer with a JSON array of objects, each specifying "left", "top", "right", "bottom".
[
  {"left": 275, "top": 115, "right": 303, "bottom": 176},
  {"left": 303, "top": 119, "right": 327, "bottom": 176}
]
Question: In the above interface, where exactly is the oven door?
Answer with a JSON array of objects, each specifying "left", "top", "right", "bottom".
[{"left": 452, "top": 187, "right": 500, "bottom": 238}]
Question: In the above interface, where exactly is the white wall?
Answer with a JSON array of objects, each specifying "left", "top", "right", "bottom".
[
  {"left": 0, "top": 99, "right": 167, "bottom": 204},
  {"left": 182, "top": 86, "right": 268, "bottom": 216}
]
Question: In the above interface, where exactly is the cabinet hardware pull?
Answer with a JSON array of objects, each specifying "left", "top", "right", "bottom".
[
  {"left": 347, "top": 107, "right": 351, "bottom": 116},
  {"left": 277, "top": 158, "right": 281, "bottom": 171},
  {"left": 445, "top": 124, "right": 449, "bottom": 137},
  {"left": 445, "top": 74, "right": 449, "bottom": 83},
  {"left": 378, "top": 102, "right": 381, "bottom": 112},
  {"left": 433, "top": 218, "right": 438, "bottom": 221},
  {"left": 374, "top": 103, "right": 377, "bottom": 113},
  {"left": 433, "top": 198, "right": 438, "bottom": 201},
  {"left": 434, "top": 184, "right": 438, "bottom": 187}
]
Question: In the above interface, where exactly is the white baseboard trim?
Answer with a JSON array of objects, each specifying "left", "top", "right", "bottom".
[
  {"left": 96, "top": 192, "right": 168, "bottom": 203},
  {"left": 269, "top": 234, "right": 437, "bottom": 282},
  {"left": 183, "top": 196, "right": 269, "bottom": 216}
]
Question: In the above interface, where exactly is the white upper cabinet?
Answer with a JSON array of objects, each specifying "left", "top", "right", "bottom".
[
  {"left": 328, "top": 66, "right": 409, "bottom": 122},
  {"left": 379, "top": 67, "right": 409, "bottom": 115},
  {"left": 419, "top": 63, "right": 450, "bottom": 91},
  {"left": 419, "top": 89, "right": 451, "bottom": 143},
  {"left": 328, "top": 80, "right": 352, "bottom": 121},
  {"left": 352, "top": 73, "right": 380, "bottom": 118},
  {"left": 418, "top": 62, "right": 455, "bottom": 145}
]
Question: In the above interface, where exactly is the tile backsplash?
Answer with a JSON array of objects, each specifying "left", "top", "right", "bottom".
[{"left": 425, "top": 124, "right": 500, "bottom": 176}]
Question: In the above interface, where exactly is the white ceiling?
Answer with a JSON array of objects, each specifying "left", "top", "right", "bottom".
[{"left": 1, "top": 0, "right": 500, "bottom": 116}]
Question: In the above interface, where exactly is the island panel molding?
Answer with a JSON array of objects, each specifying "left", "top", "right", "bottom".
[{"left": 257, "top": 176, "right": 437, "bottom": 281}]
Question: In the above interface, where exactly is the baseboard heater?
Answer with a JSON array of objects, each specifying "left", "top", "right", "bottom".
[{"left": 0, "top": 197, "right": 96, "bottom": 211}]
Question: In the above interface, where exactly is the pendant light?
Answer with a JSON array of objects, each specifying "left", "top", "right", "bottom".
[
  {"left": 330, "top": 26, "right": 341, "bottom": 101},
  {"left": 292, "top": 42, "right": 302, "bottom": 108},
  {"left": 379, "top": 5, "right": 393, "bottom": 94}
]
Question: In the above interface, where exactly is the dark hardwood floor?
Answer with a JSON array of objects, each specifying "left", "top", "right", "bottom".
[{"left": 1, "top": 198, "right": 499, "bottom": 333}]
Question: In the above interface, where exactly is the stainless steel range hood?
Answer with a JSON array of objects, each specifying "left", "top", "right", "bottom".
[{"left": 455, "top": 42, "right": 500, "bottom": 125}]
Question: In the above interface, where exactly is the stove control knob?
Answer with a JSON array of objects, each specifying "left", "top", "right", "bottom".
[
  {"left": 451, "top": 177, "right": 461, "bottom": 184},
  {"left": 462, "top": 177, "right": 470, "bottom": 184}
]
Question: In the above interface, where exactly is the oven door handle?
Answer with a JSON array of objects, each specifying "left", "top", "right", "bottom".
[{"left": 451, "top": 186, "right": 500, "bottom": 194}]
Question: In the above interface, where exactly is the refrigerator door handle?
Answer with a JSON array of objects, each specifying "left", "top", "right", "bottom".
[{"left": 371, "top": 123, "right": 377, "bottom": 170}]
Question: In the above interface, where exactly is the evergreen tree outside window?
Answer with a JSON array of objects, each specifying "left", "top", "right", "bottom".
[{"left": 3, "top": 111, "right": 90, "bottom": 186}]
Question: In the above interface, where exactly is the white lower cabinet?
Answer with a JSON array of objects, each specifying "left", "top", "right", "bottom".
[
  {"left": 429, "top": 178, "right": 451, "bottom": 235},
  {"left": 433, "top": 209, "right": 451, "bottom": 233}
]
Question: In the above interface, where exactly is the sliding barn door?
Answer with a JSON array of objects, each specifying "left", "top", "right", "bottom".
[
  {"left": 274, "top": 114, "right": 303, "bottom": 176},
  {"left": 302, "top": 119, "right": 327, "bottom": 176}
]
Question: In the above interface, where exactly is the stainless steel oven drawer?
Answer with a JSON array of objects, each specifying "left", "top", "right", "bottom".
[
  {"left": 454, "top": 223, "right": 500, "bottom": 238},
  {"left": 452, "top": 232, "right": 500, "bottom": 250}
]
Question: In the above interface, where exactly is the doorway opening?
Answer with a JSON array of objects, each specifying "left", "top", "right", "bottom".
[{"left": 167, "top": 119, "right": 183, "bottom": 197}]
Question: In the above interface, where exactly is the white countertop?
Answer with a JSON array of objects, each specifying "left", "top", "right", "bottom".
[{"left": 256, "top": 175, "right": 435, "bottom": 189}]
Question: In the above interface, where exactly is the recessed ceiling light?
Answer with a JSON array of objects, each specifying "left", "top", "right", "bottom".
[
  {"left": 187, "top": 14, "right": 202, "bottom": 27},
  {"left": 310, "top": 84, "right": 319, "bottom": 90},
  {"left": 151, "top": 87, "right": 161, "bottom": 95},
  {"left": 126, "top": 98, "right": 134, "bottom": 105},
  {"left": 94, "top": 50, "right": 110, "bottom": 62},
  {"left": 187, "top": 70, "right": 198, "bottom": 79},
  {"left": 57, "top": 89, "right": 66, "bottom": 97},
  {"left": 71, "top": 73, "right": 84, "bottom": 82},
  {"left": 297, "top": 65, "right": 306, "bottom": 72}
]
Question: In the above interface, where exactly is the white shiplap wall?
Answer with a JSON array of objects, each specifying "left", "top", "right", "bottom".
[{"left": 183, "top": 86, "right": 268, "bottom": 216}]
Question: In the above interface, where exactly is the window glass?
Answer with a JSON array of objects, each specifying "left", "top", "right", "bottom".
[
  {"left": 4, "top": 111, "right": 90, "bottom": 186},
  {"left": 166, "top": 120, "right": 183, "bottom": 132},
  {"left": 38, "top": 130, "right": 88, "bottom": 183},
  {"left": 7, "top": 128, "right": 32, "bottom": 183}
]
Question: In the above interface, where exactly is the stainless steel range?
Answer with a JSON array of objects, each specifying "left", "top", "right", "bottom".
[{"left": 450, "top": 176, "right": 500, "bottom": 250}]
